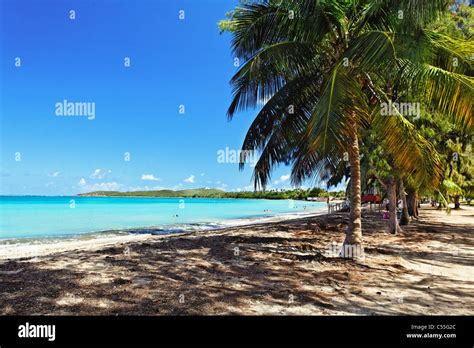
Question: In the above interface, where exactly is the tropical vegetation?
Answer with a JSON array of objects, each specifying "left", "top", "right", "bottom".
[
  {"left": 78, "top": 187, "right": 345, "bottom": 200},
  {"left": 219, "top": 0, "right": 474, "bottom": 257}
]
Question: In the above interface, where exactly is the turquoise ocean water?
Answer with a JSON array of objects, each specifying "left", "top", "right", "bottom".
[{"left": 0, "top": 196, "right": 326, "bottom": 240}]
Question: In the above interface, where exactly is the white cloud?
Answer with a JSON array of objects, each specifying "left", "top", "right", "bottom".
[
  {"left": 90, "top": 169, "right": 109, "bottom": 179},
  {"left": 215, "top": 183, "right": 228, "bottom": 191},
  {"left": 141, "top": 174, "right": 161, "bottom": 181},
  {"left": 184, "top": 175, "right": 195, "bottom": 183},
  {"left": 49, "top": 171, "right": 60, "bottom": 177},
  {"left": 229, "top": 185, "right": 254, "bottom": 192},
  {"left": 128, "top": 185, "right": 165, "bottom": 191},
  {"left": 87, "top": 182, "right": 122, "bottom": 191},
  {"left": 274, "top": 174, "right": 291, "bottom": 185},
  {"left": 78, "top": 177, "right": 122, "bottom": 192}
]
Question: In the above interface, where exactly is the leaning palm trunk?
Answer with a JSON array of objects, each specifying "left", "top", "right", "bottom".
[
  {"left": 387, "top": 176, "right": 401, "bottom": 234},
  {"left": 341, "top": 117, "right": 363, "bottom": 259},
  {"left": 399, "top": 178, "right": 410, "bottom": 225},
  {"left": 407, "top": 188, "right": 419, "bottom": 218}
]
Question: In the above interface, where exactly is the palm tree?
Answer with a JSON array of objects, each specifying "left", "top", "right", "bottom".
[
  {"left": 220, "top": 0, "right": 473, "bottom": 257},
  {"left": 399, "top": 177, "right": 410, "bottom": 225}
]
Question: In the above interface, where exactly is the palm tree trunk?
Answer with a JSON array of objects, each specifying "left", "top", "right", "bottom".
[
  {"left": 414, "top": 189, "right": 419, "bottom": 218},
  {"left": 342, "top": 115, "right": 363, "bottom": 259},
  {"left": 407, "top": 188, "right": 419, "bottom": 218},
  {"left": 454, "top": 195, "right": 461, "bottom": 209},
  {"left": 399, "top": 178, "right": 409, "bottom": 225},
  {"left": 407, "top": 189, "right": 415, "bottom": 216},
  {"left": 387, "top": 176, "right": 401, "bottom": 234}
]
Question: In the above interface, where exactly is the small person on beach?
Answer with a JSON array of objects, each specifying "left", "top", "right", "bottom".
[
  {"left": 383, "top": 198, "right": 389, "bottom": 211},
  {"left": 397, "top": 199, "right": 403, "bottom": 219}
]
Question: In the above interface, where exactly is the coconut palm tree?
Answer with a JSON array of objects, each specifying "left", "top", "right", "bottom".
[{"left": 220, "top": 0, "right": 474, "bottom": 257}]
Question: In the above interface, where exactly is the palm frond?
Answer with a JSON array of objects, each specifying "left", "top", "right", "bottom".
[
  {"left": 343, "top": 30, "right": 398, "bottom": 76},
  {"left": 227, "top": 41, "right": 319, "bottom": 118},
  {"left": 400, "top": 60, "right": 474, "bottom": 130},
  {"left": 371, "top": 93, "right": 444, "bottom": 186},
  {"left": 306, "top": 66, "right": 370, "bottom": 155},
  {"left": 395, "top": 30, "right": 474, "bottom": 75},
  {"left": 239, "top": 70, "right": 322, "bottom": 167},
  {"left": 230, "top": 0, "right": 337, "bottom": 60},
  {"left": 354, "top": 0, "right": 449, "bottom": 33}
]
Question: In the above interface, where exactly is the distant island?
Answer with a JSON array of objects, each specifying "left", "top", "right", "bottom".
[{"left": 78, "top": 187, "right": 346, "bottom": 200}]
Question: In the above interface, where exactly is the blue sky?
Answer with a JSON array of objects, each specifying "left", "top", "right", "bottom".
[{"left": 0, "top": 0, "right": 343, "bottom": 195}]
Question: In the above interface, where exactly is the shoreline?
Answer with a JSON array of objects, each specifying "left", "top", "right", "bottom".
[{"left": 0, "top": 208, "right": 331, "bottom": 260}]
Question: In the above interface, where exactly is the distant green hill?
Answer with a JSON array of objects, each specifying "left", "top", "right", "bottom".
[
  {"left": 78, "top": 188, "right": 227, "bottom": 198},
  {"left": 78, "top": 187, "right": 346, "bottom": 200}
]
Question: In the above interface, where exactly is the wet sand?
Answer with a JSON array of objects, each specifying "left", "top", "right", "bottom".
[{"left": 0, "top": 205, "right": 472, "bottom": 315}]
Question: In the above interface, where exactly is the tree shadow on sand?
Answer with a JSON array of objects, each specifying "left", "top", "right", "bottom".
[{"left": 0, "top": 211, "right": 472, "bottom": 315}]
